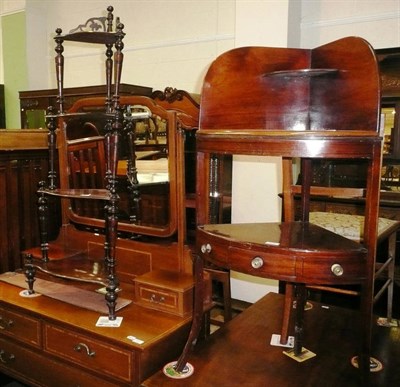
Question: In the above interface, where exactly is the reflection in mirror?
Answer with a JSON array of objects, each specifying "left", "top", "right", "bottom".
[
  {"left": 59, "top": 96, "right": 178, "bottom": 238},
  {"left": 382, "top": 106, "right": 395, "bottom": 155},
  {"left": 208, "top": 153, "right": 233, "bottom": 225}
]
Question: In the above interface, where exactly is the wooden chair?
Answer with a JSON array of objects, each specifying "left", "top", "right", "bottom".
[
  {"left": 307, "top": 211, "right": 398, "bottom": 324},
  {"left": 62, "top": 135, "right": 107, "bottom": 219},
  {"left": 172, "top": 37, "right": 383, "bottom": 384},
  {"left": 280, "top": 160, "right": 400, "bottom": 324}
]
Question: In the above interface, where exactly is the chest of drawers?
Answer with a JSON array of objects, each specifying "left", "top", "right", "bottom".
[{"left": 0, "top": 281, "right": 191, "bottom": 386}]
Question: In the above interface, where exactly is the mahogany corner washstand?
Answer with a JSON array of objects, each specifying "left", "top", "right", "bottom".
[{"left": 172, "top": 36, "right": 383, "bottom": 384}]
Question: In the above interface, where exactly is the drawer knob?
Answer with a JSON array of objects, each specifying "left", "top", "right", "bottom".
[
  {"left": 200, "top": 243, "right": 212, "bottom": 254},
  {"left": 331, "top": 263, "right": 344, "bottom": 276},
  {"left": 251, "top": 256, "right": 264, "bottom": 269},
  {"left": 0, "top": 350, "right": 15, "bottom": 364},
  {"left": 0, "top": 317, "right": 14, "bottom": 330},
  {"left": 150, "top": 294, "right": 165, "bottom": 304},
  {"left": 74, "top": 342, "right": 96, "bottom": 357}
]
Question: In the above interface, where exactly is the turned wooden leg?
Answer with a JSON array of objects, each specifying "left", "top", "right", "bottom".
[
  {"left": 280, "top": 283, "right": 294, "bottom": 345},
  {"left": 174, "top": 253, "right": 204, "bottom": 373},
  {"left": 24, "top": 253, "right": 36, "bottom": 295},
  {"left": 37, "top": 183, "right": 49, "bottom": 262},
  {"left": 293, "top": 284, "right": 307, "bottom": 356},
  {"left": 104, "top": 198, "right": 119, "bottom": 321}
]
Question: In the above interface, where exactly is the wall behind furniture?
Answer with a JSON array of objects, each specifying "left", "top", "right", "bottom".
[
  {"left": 37, "top": 0, "right": 235, "bottom": 94},
  {"left": 301, "top": 0, "right": 400, "bottom": 49}
]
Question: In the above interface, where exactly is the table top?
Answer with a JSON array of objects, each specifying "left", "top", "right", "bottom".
[{"left": 142, "top": 292, "right": 400, "bottom": 387}]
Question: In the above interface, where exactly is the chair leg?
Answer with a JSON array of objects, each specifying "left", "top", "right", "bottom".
[
  {"left": 374, "top": 232, "right": 396, "bottom": 323},
  {"left": 174, "top": 253, "right": 204, "bottom": 373},
  {"left": 294, "top": 284, "right": 307, "bottom": 356},
  {"left": 357, "top": 281, "right": 373, "bottom": 384},
  {"left": 386, "top": 232, "right": 396, "bottom": 322},
  {"left": 205, "top": 267, "right": 233, "bottom": 324}
]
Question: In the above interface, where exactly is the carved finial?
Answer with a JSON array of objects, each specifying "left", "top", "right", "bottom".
[{"left": 107, "top": 6, "right": 114, "bottom": 32}]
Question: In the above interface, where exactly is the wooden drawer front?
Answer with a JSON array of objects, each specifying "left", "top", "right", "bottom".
[
  {"left": 228, "top": 247, "right": 296, "bottom": 281},
  {"left": 44, "top": 324, "right": 133, "bottom": 382},
  {"left": 0, "top": 338, "right": 119, "bottom": 387},
  {"left": 0, "top": 306, "right": 41, "bottom": 347},
  {"left": 300, "top": 256, "right": 366, "bottom": 284},
  {"left": 197, "top": 231, "right": 229, "bottom": 267},
  {"left": 136, "top": 285, "right": 188, "bottom": 316}
]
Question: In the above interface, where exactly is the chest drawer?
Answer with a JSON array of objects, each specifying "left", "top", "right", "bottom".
[
  {"left": 0, "top": 337, "right": 118, "bottom": 387},
  {"left": 0, "top": 306, "right": 41, "bottom": 347},
  {"left": 44, "top": 324, "right": 134, "bottom": 382},
  {"left": 134, "top": 270, "right": 194, "bottom": 317}
]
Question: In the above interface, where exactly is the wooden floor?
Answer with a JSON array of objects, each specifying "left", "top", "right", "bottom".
[{"left": 142, "top": 292, "right": 400, "bottom": 387}]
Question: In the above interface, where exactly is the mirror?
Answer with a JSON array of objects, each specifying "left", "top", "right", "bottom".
[
  {"left": 381, "top": 105, "right": 396, "bottom": 156},
  {"left": 57, "top": 96, "right": 179, "bottom": 238}
]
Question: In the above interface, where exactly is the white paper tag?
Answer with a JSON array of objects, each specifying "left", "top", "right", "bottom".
[
  {"left": 127, "top": 335, "right": 145, "bottom": 345},
  {"left": 270, "top": 333, "right": 294, "bottom": 348},
  {"left": 96, "top": 316, "right": 123, "bottom": 327}
]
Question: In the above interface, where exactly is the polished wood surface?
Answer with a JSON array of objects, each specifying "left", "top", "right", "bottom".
[
  {"left": 199, "top": 42, "right": 379, "bottom": 132},
  {"left": 0, "top": 280, "right": 191, "bottom": 386},
  {"left": 0, "top": 129, "right": 48, "bottom": 149},
  {"left": 143, "top": 292, "right": 400, "bottom": 387},
  {"left": 197, "top": 222, "right": 366, "bottom": 284}
]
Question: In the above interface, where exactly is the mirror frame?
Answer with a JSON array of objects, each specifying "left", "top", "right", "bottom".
[{"left": 57, "top": 95, "right": 180, "bottom": 238}]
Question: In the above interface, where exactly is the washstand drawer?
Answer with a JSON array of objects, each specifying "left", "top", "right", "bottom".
[
  {"left": 228, "top": 247, "right": 296, "bottom": 281},
  {"left": 300, "top": 256, "right": 366, "bottom": 284},
  {"left": 44, "top": 324, "right": 134, "bottom": 382},
  {"left": 0, "top": 306, "right": 41, "bottom": 347},
  {"left": 134, "top": 270, "right": 194, "bottom": 317}
]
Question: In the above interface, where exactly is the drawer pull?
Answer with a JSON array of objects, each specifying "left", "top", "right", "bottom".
[
  {"left": 331, "top": 263, "right": 344, "bottom": 276},
  {"left": 74, "top": 342, "right": 96, "bottom": 357},
  {"left": 0, "top": 350, "right": 15, "bottom": 364},
  {"left": 0, "top": 317, "right": 14, "bottom": 330},
  {"left": 200, "top": 243, "right": 212, "bottom": 254},
  {"left": 251, "top": 256, "right": 264, "bottom": 269},
  {"left": 150, "top": 294, "right": 166, "bottom": 304}
]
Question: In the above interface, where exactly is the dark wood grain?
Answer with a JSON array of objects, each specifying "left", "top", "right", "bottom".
[{"left": 143, "top": 292, "right": 400, "bottom": 387}]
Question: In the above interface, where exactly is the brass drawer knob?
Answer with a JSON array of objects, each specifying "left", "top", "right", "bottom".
[
  {"left": 200, "top": 243, "right": 212, "bottom": 254},
  {"left": 331, "top": 263, "right": 344, "bottom": 276},
  {"left": 251, "top": 256, "right": 264, "bottom": 269}
]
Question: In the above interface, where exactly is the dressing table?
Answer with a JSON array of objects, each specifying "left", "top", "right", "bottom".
[{"left": 0, "top": 7, "right": 204, "bottom": 386}]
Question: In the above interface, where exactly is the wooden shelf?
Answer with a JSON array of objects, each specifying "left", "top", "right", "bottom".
[
  {"left": 264, "top": 68, "right": 339, "bottom": 78},
  {"left": 38, "top": 188, "right": 112, "bottom": 201}
]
